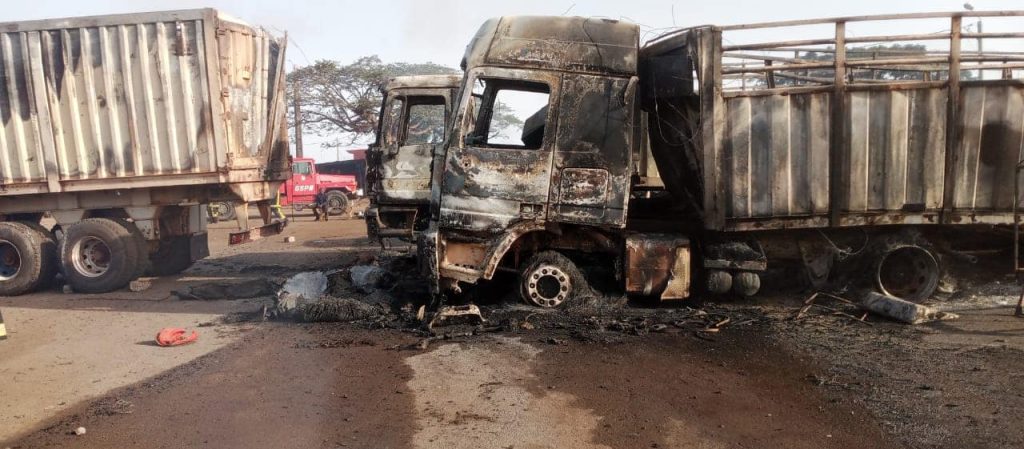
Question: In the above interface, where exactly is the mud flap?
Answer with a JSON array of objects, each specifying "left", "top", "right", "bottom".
[
  {"left": 190, "top": 232, "right": 210, "bottom": 262},
  {"left": 229, "top": 220, "right": 288, "bottom": 245}
]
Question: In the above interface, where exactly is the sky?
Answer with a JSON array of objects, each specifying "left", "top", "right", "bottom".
[{"left": 2, "top": 0, "right": 1021, "bottom": 162}]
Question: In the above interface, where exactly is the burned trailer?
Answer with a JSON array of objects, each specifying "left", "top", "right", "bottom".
[
  {"left": 366, "top": 75, "right": 461, "bottom": 244},
  {"left": 424, "top": 12, "right": 1024, "bottom": 308},
  {"left": 0, "top": 9, "right": 289, "bottom": 295},
  {"left": 642, "top": 11, "right": 1024, "bottom": 300}
]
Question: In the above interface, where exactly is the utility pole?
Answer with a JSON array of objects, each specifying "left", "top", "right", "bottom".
[{"left": 293, "top": 82, "right": 304, "bottom": 158}]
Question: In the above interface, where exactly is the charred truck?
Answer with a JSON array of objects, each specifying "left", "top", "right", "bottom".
[
  {"left": 0, "top": 9, "right": 289, "bottom": 295},
  {"left": 423, "top": 12, "right": 1024, "bottom": 307},
  {"left": 366, "top": 75, "right": 461, "bottom": 243}
]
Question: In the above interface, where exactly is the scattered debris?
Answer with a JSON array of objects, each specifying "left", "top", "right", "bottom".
[
  {"left": 859, "top": 292, "right": 959, "bottom": 324},
  {"left": 284, "top": 236, "right": 296, "bottom": 243},
  {"left": 62, "top": 285, "right": 74, "bottom": 294},
  {"left": 155, "top": 328, "right": 199, "bottom": 347},
  {"left": 173, "top": 279, "right": 277, "bottom": 301},
  {"left": 275, "top": 272, "right": 330, "bottom": 317},
  {"left": 793, "top": 292, "right": 871, "bottom": 325},
  {"left": 301, "top": 297, "right": 385, "bottom": 323},
  {"left": 350, "top": 265, "right": 385, "bottom": 293},
  {"left": 129, "top": 279, "right": 153, "bottom": 292},
  {"left": 427, "top": 305, "right": 485, "bottom": 331},
  {"left": 73, "top": 427, "right": 86, "bottom": 436}
]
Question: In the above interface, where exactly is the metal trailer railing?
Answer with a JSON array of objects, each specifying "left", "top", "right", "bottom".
[{"left": 649, "top": 11, "right": 1024, "bottom": 294}]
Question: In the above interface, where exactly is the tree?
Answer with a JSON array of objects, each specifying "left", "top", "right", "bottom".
[{"left": 288, "top": 56, "right": 456, "bottom": 146}]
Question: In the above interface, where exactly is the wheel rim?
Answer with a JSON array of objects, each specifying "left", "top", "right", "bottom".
[
  {"left": 524, "top": 264, "right": 571, "bottom": 308},
  {"left": 0, "top": 239, "right": 22, "bottom": 281},
  {"left": 72, "top": 236, "right": 112, "bottom": 278},
  {"left": 876, "top": 246, "right": 939, "bottom": 302},
  {"left": 328, "top": 197, "right": 346, "bottom": 214}
]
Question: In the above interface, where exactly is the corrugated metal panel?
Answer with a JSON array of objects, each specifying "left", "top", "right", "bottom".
[
  {"left": 0, "top": 9, "right": 283, "bottom": 192},
  {"left": 845, "top": 89, "right": 947, "bottom": 213},
  {"left": 723, "top": 92, "right": 830, "bottom": 219},
  {"left": 952, "top": 84, "right": 1024, "bottom": 211},
  {"left": 721, "top": 88, "right": 957, "bottom": 221}
]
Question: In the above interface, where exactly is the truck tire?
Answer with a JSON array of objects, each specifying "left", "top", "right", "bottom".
[
  {"left": 115, "top": 219, "right": 151, "bottom": 279},
  {"left": 146, "top": 237, "right": 193, "bottom": 277},
  {"left": 60, "top": 218, "right": 142, "bottom": 294},
  {"left": 705, "top": 270, "right": 733, "bottom": 295},
  {"left": 732, "top": 272, "right": 761, "bottom": 297},
  {"left": 326, "top": 191, "right": 350, "bottom": 216},
  {"left": 0, "top": 222, "right": 59, "bottom": 296},
  {"left": 519, "top": 251, "right": 588, "bottom": 308}
]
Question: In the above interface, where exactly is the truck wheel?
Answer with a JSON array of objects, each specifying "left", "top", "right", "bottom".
[
  {"left": 732, "top": 272, "right": 761, "bottom": 297},
  {"left": 519, "top": 251, "right": 588, "bottom": 308},
  {"left": 875, "top": 245, "right": 939, "bottom": 303},
  {"left": 326, "top": 192, "right": 350, "bottom": 216},
  {"left": 60, "top": 218, "right": 142, "bottom": 294},
  {"left": 706, "top": 270, "right": 733, "bottom": 295},
  {"left": 213, "top": 202, "right": 237, "bottom": 221},
  {"left": 115, "top": 219, "right": 151, "bottom": 279},
  {"left": 146, "top": 237, "right": 193, "bottom": 276},
  {"left": 0, "top": 222, "right": 58, "bottom": 296}
]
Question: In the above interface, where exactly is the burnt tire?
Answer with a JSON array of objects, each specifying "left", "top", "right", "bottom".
[
  {"left": 60, "top": 218, "right": 142, "bottom": 294},
  {"left": 326, "top": 192, "right": 350, "bottom": 216},
  {"left": 732, "top": 272, "right": 761, "bottom": 297},
  {"left": 705, "top": 270, "right": 733, "bottom": 295},
  {"left": 0, "top": 222, "right": 59, "bottom": 296},
  {"left": 519, "top": 251, "right": 589, "bottom": 308},
  {"left": 146, "top": 236, "right": 193, "bottom": 277},
  {"left": 874, "top": 244, "right": 940, "bottom": 303}
]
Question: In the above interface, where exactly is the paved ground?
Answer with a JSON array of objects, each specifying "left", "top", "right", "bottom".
[
  {"left": 0, "top": 212, "right": 369, "bottom": 443},
  {"left": 2, "top": 209, "right": 1024, "bottom": 448}
]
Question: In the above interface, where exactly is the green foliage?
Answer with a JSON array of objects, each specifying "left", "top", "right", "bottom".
[{"left": 288, "top": 56, "right": 456, "bottom": 146}]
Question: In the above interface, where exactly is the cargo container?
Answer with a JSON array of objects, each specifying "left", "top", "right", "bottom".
[
  {"left": 365, "top": 75, "right": 460, "bottom": 243},
  {"left": 422, "top": 12, "right": 1024, "bottom": 307},
  {"left": 0, "top": 9, "right": 289, "bottom": 295}
]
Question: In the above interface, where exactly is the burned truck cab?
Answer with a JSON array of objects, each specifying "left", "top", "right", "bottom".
[
  {"left": 366, "top": 75, "right": 462, "bottom": 243},
  {"left": 425, "top": 17, "right": 689, "bottom": 306}
]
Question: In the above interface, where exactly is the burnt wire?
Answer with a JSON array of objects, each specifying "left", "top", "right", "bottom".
[{"left": 817, "top": 229, "right": 869, "bottom": 261}]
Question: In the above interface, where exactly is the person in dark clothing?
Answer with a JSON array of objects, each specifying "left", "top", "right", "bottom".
[{"left": 312, "top": 190, "right": 329, "bottom": 222}]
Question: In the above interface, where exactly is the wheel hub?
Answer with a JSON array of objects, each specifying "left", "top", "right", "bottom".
[
  {"left": 876, "top": 246, "right": 939, "bottom": 302},
  {"left": 525, "top": 264, "right": 571, "bottom": 308},
  {"left": 0, "top": 239, "right": 21, "bottom": 281},
  {"left": 72, "top": 236, "right": 112, "bottom": 278},
  {"left": 328, "top": 197, "right": 345, "bottom": 214}
]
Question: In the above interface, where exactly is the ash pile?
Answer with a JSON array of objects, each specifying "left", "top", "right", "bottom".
[{"left": 272, "top": 254, "right": 428, "bottom": 327}]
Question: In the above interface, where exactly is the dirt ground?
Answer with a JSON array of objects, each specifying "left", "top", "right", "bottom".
[{"left": 3, "top": 209, "right": 1024, "bottom": 448}]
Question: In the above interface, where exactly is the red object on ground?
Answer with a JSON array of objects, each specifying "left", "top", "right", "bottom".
[{"left": 156, "top": 328, "right": 199, "bottom": 347}]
